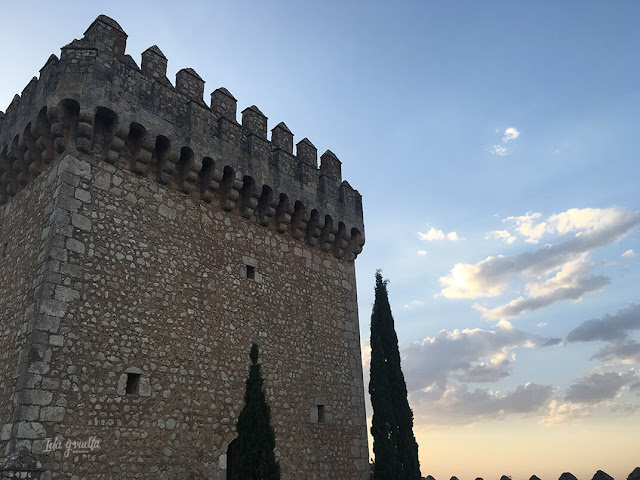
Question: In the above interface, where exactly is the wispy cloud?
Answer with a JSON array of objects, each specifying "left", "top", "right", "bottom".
[
  {"left": 565, "top": 370, "right": 640, "bottom": 404},
  {"left": 417, "top": 250, "right": 428, "bottom": 256},
  {"left": 591, "top": 340, "right": 640, "bottom": 364},
  {"left": 505, "top": 207, "right": 633, "bottom": 244},
  {"left": 566, "top": 304, "right": 640, "bottom": 364},
  {"left": 362, "top": 309, "right": 639, "bottom": 426},
  {"left": 418, "top": 227, "right": 459, "bottom": 241},
  {"left": 542, "top": 399, "right": 592, "bottom": 425},
  {"left": 540, "top": 369, "right": 640, "bottom": 424},
  {"left": 611, "top": 403, "right": 640, "bottom": 415},
  {"left": 404, "top": 300, "right": 423, "bottom": 309},
  {"left": 491, "top": 144, "right": 508, "bottom": 156},
  {"left": 491, "top": 126, "right": 520, "bottom": 156},
  {"left": 487, "top": 229, "right": 517, "bottom": 244},
  {"left": 474, "top": 257, "right": 610, "bottom": 320},
  {"left": 440, "top": 207, "right": 640, "bottom": 320},
  {"left": 622, "top": 249, "right": 636, "bottom": 259},
  {"left": 399, "top": 321, "right": 559, "bottom": 392},
  {"left": 567, "top": 304, "right": 640, "bottom": 343},
  {"left": 412, "top": 382, "right": 553, "bottom": 425},
  {"left": 361, "top": 322, "right": 559, "bottom": 407}
]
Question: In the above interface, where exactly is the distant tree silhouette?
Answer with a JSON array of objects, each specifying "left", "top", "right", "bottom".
[
  {"left": 559, "top": 473, "right": 577, "bottom": 480},
  {"left": 592, "top": 470, "right": 614, "bottom": 480},
  {"left": 233, "top": 343, "right": 280, "bottom": 480},
  {"left": 369, "top": 271, "right": 421, "bottom": 480}
]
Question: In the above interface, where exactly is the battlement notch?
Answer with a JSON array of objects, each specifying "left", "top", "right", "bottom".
[
  {"left": 296, "top": 138, "right": 317, "bottom": 168},
  {"left": 141, "top": 45, "right": 169, "bottom": 82},
  {"left": 272, "top": 122, "right": 293, "bottom": 154},
  {"left": 320, "top": 150, "right": 342, "bottom": 182},
  {"left": 176, "top": 68, "right": 205, "bottom": 104},
  {"left": 242, "top": 106, "right": 268, "bottom": 139},
  {"left": 211, "top": 88, "right": 237, "bottom": 121},
  {"left": 83, "top": 14, "right": 127, "bottom": 57}
]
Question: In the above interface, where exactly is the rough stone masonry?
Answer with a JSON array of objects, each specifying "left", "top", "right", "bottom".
[{"left": 0, "top": 15, "right": 368, "bottom": 480}]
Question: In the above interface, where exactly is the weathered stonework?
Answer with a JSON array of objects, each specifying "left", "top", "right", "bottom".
[{"left": 0, "top": 15, "right": 367, "bottom": 480}]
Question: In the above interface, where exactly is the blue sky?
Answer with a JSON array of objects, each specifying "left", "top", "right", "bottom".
[{"left": 1, "top": 1, "right": 639, "bottom": 478}]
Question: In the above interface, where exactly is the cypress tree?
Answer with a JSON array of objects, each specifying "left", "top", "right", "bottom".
[
  {"left": 369, "top": 271, "right": 421, "bottom": 480},
  {"left": 233, "top": 343, "right": 280, "bottom": 480}
]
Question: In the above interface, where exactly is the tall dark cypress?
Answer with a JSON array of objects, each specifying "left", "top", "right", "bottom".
[
  {"left": 233, "top": 343, "right": 280, "bottom": 480},
  {"left": 369, "top": 271, "right": 421, "bottom": 480}
]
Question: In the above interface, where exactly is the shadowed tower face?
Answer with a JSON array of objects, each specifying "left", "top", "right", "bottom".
[{"left": 0, "top": 15, "right": 368, "bottom": 480}]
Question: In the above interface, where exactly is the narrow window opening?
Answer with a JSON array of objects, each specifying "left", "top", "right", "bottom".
[
  {"left": 246, "top": 265, "right": 256, "bottom": 279},
  {"left": 125, "top": 373, "right": 141, "bottom": 395},
  {"left": 317, "top": 404, "right": 326, "bottom": 423}
]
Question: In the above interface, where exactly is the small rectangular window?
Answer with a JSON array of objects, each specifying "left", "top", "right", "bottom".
[
  {"left": 126, "top": 373, "right": 141, "bottom": 395},
  {"left": 246, "top": 265, "right": 256, "bottom": 279},
  {"left": 317, "top": 405, "right": 326, "bottom": 423}
]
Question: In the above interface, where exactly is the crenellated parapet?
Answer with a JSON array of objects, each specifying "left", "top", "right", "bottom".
[{"left": 0, "top": 15, "right": 364, "bottom": 260}]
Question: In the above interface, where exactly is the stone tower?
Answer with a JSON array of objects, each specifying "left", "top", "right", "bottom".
[{"left": 0, "top": 15, "right": 367, "bottom": 480}]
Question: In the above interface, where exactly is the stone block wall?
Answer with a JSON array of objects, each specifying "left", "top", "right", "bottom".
[
  {"left": 0, "top": 14, "right": 369, "bottom": 480},
  {"left": 0, "top": 156, "right": 59, "bottom": 458},
  {"left": 11, "top": 152, "right": 367, "bottom": 479}
]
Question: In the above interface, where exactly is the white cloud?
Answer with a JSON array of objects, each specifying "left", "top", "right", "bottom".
[
  {"left": 440, "top": 257, "right": 509, "bottom": 299},
  {"left": 417, "top": 250, "right": 427, "bottom": 256},
  {"left": 503, "top": 127, "right": 520, "bottom": 142},
  {"left": 412, "top": 382, "right": 554, "bottom": 426},
  {"left": 526, "top": 256, "right": 592, "bottom": 297},
  {"left": 418, "top": 228, "right": 444, "bottom": 241},
  {"left": 440, "top": 207, "right": 640, "bottom": 319},
  {"left": 622, "top": 249, "right": 636, "bottom": 259},
  {"left": 360, "top": 339, "right": 371, "bottom": 367},
  {"left": 542, "top": 399, "right": 592, "bottom": 425},
  {"left": 400, "top": 323, "right": 560, "bottom": 392},
  {"left": 549, "top": 208, "right": 624, "bottom": 235},
  {"left": 487, "top": 229, "right": 517, "bottom": 244},
  {"left": 537, "top": 322, "right": 548, "bottom": 328},
  {"left": 418, "top": 227, "right": 458, "bottom": 241},
  {"left": 505, "top": 211, "right": 547, "bottom": 243},
  {"left": 361, "top": 323, "right": 559, "bottom": 426},
  {"left": 505, "top": 207, "right": 635, "bottom": 244},
  {"left": 540, "top": 370, "right": 640, "bottom": 424},
  {"left": 490, "top": 127, "right": 520, "bottom": 156},
  {"left": 491, "top": 144, "right": 507, "bottom": 156},
  {"left": 474, "top": 257, "right": 610, "bottom": 320}
]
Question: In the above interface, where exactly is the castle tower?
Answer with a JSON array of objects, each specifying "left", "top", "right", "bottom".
[{"left": 0, "top": 15, "right": 367, "bottom": 480}]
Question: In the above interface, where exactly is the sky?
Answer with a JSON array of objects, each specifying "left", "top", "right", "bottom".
[{"left": 1, "top": 1, "right": 639, "bottom": 479}]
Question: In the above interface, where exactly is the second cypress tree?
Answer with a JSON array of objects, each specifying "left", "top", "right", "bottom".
[
  {"left": 369, "top": 271, "right": 421, "bottom": 480},
  {"left": 233, "top": 343, "right": 280, "bottom": 480}
]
